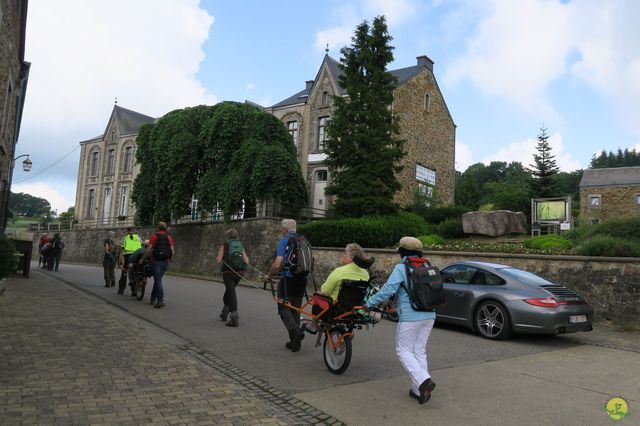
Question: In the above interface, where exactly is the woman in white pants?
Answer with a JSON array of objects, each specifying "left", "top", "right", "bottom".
[{"left": 366, "top": 236, "right": 436, "bottom": 404}]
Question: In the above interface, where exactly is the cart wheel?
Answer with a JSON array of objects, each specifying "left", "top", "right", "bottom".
[
  {"left": 135, "top": 280, "right": 145, "bottom": 300},
  {"left": 323, "top": 328, "right": 352, "bottom": 375}
]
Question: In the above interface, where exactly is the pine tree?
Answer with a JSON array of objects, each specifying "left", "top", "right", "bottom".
[
  {"left": 529, "top": 127, "right": 559, "bottom": 198},
  {"left": 324, "top": 16, "right": 404, "bottom": 217}
]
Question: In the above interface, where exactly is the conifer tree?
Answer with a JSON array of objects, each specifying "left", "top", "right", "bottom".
[
  {"left": 324, "top": 16, "right": 404, "bottom": 217},
  {"left": 529, "top": 126, "right": 559, "bottom": 198}
]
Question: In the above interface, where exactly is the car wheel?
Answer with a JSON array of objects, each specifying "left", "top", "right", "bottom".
[{"left": 474, "top": 301, "right": 513, "bottom": 340}]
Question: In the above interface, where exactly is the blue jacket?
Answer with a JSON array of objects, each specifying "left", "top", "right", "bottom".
[
  {"left": 366, "top": 257, "right": 436, "bottom": 322},
  {"left": 276, "top": 231, "right": 297, "bottom": 278}
]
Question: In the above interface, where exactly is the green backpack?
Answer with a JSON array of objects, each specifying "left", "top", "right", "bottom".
[{"left": 224, "top": 239, "right": 245, "bottom": 271}]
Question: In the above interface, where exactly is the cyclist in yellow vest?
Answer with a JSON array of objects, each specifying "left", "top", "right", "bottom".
[{"left": 118, "top": 226, "right": 142, "bottom": 296}]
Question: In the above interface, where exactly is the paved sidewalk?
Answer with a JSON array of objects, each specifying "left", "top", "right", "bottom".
[{"left": 0, "top": 274, "right": 338, "bottom": 425}]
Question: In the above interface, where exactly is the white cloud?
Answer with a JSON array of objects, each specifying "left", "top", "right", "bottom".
[
  {"left": 24, "top": 0, "right": 216, "bottom": 134},
  {"left": 480, "top": 132, "right": 581, "bottom": 172},
  {"left": 313, "top": 0, "right": 419, "bottom": 54},
  {"left": 444, "top": 0, "right": 574, "bottom": 118},
  {"left": 12, "top": 181, "right": 75, "bottom": 213},
  {"left": 455, "top": 140, "right": 474, "bottom": 172},
  {"left": 570, "top": 0, "right": 640, "bottom": 139}
]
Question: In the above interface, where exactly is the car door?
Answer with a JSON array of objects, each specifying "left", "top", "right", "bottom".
[{"left": 437, "top": 265, "right": 475, "bottom": 324}]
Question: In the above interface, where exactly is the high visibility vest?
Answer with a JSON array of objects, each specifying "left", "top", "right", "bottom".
[{"left": 122, "top": 233, "right": 142, "bottom": 254}]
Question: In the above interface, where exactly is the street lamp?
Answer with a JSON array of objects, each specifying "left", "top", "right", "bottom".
[{"left": 13, "top": 154, "right": 32, "bottom": 172}]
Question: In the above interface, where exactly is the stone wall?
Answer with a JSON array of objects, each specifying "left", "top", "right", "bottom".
[
  {"left": 30, "top": 218, "right": 284, "bottom": 281},
  {"left": 30, "top": 219, "right": 639, "bottom": 322},
  {"left": 312, "top": 248, "right": 640, "bottom": 323},
  {"left": 580, "top": 185, "right": 640, "bottom": 223}
]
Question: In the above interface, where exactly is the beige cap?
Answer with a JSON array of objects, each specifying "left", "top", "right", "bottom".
[
  {"left": 158, "top": 221, "right": 167, "bottom": 229},
  {"left": 397, "top": 236, "right": 423, "bottom": 251}
]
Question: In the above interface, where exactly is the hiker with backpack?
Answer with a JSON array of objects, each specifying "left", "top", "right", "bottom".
[
  {"left": 365, "top": 236, "right": 445, "bottom": 405},
  {"left": 143, "top": 221, "right": 174, "bottom": 309},
  {"left": 102, "top": 231, "right": 118, "bottom": 287},
  {"left": 215, "top": 228, "right": 250, "bottom": 327},
  {"left": 266, "top": 218, "right": 312, "bottom": 352}
]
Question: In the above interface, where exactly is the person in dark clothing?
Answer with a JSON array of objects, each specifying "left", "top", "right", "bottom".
[
  {"left": 47, "top": 233, "right": 64, "bottom": 271},
  {"left": 267, "top": 219, "right": 308, "bottom": 352},
  {"left": 103, "top": 231, "right": 118, "bottom": 287},
  {"left": 215, "top": 228, "right": 250, "bottom": 327}
]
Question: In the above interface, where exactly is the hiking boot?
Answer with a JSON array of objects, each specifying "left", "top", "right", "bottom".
[
  {"left": 117, "top": 290, "right": 124, "bottom": 295},
  {"left": 226, "top": 312, "right": 239, "bottom": 327},
  {"left": 150, "top": 298, "right": 157, "bottom": 305},
  {"left": 154, "top": 301, "right": 165, "bottom": 309},
  {"left": 417, "top": 378, "right": 436, "bottom": 404},
  {"left": 288, "top": 329, "right": 304, "bottom": 352},
  {"left": 219, "top": 305, "right": 230, "bottom": 322}
]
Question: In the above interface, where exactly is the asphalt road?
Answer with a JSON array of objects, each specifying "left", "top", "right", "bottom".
[{"left": 41, "top": 263, "right": 640, "bottom": 425}]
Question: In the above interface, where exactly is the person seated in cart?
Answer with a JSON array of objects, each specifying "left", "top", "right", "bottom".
[
  {"left": 126, "top": 240, "right": 150, "bottom": 293},
  {"left": 302, "top": 243, "right": 372, "bottom": 334}
]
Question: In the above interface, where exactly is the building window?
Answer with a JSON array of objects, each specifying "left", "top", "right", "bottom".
[
  {"left": 316, "top": 169, "right": 327, "bottom": 182},
  {"left": 424, "top": 93, "right": 431, "bottom": 112},
  {"left": 287, "top": 121, "right": 299, "bottom": 147},
  {"left": 90, "top": 151, "right": 100, "bottom": 176},
  {"left": 317, "top": 117, "right": 328, "bottom": 151},
  {"left": 86, "top": 189, "right": 96, "bottom": 218},
  {"left": 119, "top": 187, "right": 128, "bottom": 216},
  {"left": 636, "top": 194, "right": 640, "bottom": 206},
  {"left": 322, "top": 91, "right": 329, "bottom": 106},
  {"left": 590, "top": 218, "right": 600, "bottom": 225},
  {"left": 588, "top": 195, "right": 601, "bottom": 208},
  {"left": 111, "top": 131, "right": 116, "bottom": 142},
  {"left": 123, "top": 146, "right": 133, "bottom": 172},
  {"left": 106, "top": 149, "right": 115, "bottom": 175}
]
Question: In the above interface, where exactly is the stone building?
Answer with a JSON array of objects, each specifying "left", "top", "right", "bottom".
[
  {"left": 74, "top": 104, "right": 154, "bottom": 227},
  {"left": 579, "top": 166, "right": 640, "bottom": 224},
  {"left": 74, "top": 54, "right": 455, "bottom": 227},
  {"left": 0, "top": 0, "right": 30, "bottom": 232},
  {"left": 265, "top": 54, "right": 456, "bottom": 215}
]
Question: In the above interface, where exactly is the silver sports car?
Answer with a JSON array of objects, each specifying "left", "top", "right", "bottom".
[{"left": 436, "top": 261, "right": 593, "bottom": 340}]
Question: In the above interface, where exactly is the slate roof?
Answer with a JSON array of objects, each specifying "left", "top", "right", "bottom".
[
  {"left": 579, "top": 166, "right": 640, "bottom": 188},
  {"left": 80, "top": 105, "right": 156, "bottom": 144},
  {"left": 111, "top": 105, "right": 156, "bottom": 135},
  {"left": 270, "top": 55, "right": 426, "bottom": 109}
]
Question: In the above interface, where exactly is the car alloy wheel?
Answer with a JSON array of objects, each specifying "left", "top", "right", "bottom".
[{"left": 475, "top": 301, "right": 512, "bottom": 340}]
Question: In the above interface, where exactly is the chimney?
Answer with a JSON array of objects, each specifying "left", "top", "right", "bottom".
[
  {"left": 305, "top": 80, "right": 314, "bottom": 92},
  {"left": 417, "top": 55, "right": 434, "bottom": 72}
]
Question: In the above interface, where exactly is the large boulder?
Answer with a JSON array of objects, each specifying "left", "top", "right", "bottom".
[{"left": 462, "top": 210, "right": 527, "bottom": 237}]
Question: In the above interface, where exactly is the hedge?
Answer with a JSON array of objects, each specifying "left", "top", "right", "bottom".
[
  {"left": 574, "top": 235, "right": 640, "bottom": 257},
  {"left": 299, "top": 212, "right": 431, "bottom": 248},
  {"left": 0, "top": 237, "right": 16, "bottom": 279}
]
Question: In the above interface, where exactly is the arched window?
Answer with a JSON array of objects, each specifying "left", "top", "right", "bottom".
[
  {"left": 89, "top": 150, "right": 100, "bottom": 176},
  {"left": 123, "top": 146, "right": 134, "bottom": 173},
  {"left": 317, "top": 117, "right": 328, "bottom": 151}
]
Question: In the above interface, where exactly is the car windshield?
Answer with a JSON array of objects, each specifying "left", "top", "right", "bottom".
[{"left": 499, "top": 268, "right": 554, "bottom": 286}]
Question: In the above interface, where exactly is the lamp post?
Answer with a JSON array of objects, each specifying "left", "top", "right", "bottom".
[
  {"left": 1, "top": 154, "right": 33, "bottom": 232},
  {"left": 12, "top": 154, "right": 32, "bottom": 172}
]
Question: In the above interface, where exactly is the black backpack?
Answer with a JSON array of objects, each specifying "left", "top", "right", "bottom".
[
  {"left": 285, "top": 234, "right": 313, "bottom": 275},
  {"left": 401, "top": 257, "right": 446, "bottom": 312},
  {"left": 152, "top": 233, "right": 171, "bottom": 261}
]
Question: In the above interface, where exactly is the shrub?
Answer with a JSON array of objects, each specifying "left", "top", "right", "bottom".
[
  {"left": 418, "top": 234, "right": 445, "bottom": 247},
  {"left": 524, "top": 235, "right": 572, "bottom": 252},
  {"left": 419, "top": 205, "right": 470, "bottom": 225},
  {"left": 563, "top": 223, "right": 596, "bottom": 243},
  {"left": 434, "top": 218, "right": 465, "bottom": 239},
  {"left": 299, "top": 212, "right": 431, "bottom": 248},
  {"left": 575, "top": 236, "right": 640, "bottom": 257},
  {"left": 592, "top": 217, "right": 640, "bottom": 240},
  {"left": 0, "top": 237, "right": 16, "bottom": 279}
]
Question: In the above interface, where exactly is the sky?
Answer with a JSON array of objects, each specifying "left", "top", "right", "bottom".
[{"left": 13, "top": 0, "right": 640, "bottom": 213}]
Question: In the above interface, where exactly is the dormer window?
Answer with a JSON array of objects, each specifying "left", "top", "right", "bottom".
[{"left": 322, "top": 91, "right": 329, "bottom": 106}]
